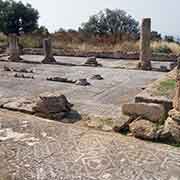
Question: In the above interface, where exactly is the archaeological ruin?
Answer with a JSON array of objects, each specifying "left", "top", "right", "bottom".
[
  {"left": 42, "top": 38, "right": 56, "bottom": 64},
  {"left": 138, "top": 18, "right": 152, "bottom": 70},
  {"left": 8, "top": 33, "right": 22, "bottom": 61},
  {"left": 0, "top": 17, "right": 180, "bottom": 180}
]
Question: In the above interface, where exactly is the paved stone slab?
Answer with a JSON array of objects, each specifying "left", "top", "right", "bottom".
[
  {"left": 0, "top": 109, "right": 179, "bottom": 180},
  {"left": 0, "top": 56, "right": 164, "bottom": 119},
  {"left": 1, "top": 54, "right": 174, "bottom": 70},
  {"left": 21, "top": 55, "right": 174, "bottom": 70}
]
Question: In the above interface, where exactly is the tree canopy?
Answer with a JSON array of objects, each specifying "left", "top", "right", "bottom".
[
  {"left": 80, "top": 9, "right": 139, "bottom": 36},
  {"left": 0, "top": 0, "right": 39, "bottom": 35}
]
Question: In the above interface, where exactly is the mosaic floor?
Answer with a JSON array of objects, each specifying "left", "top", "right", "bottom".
[{"left": 0, "top": 109, "right": 179, "bottom": 180}]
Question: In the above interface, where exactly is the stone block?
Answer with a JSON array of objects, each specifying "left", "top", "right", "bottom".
[
  {"left": 129, "top": 119, "right": 157, "bottom": 141},
  {"left": 122, "top": 103, "right": 165, "bottom": 123}
]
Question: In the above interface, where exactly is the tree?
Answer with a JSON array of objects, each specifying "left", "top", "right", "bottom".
[
  {"left": 56, "top": 28, "right": 66, "bottom": 33},
  {"left": 151, "top": 31, "right": 162, "bottom": 41},
  {"left": 0, "top": 0, "right": 39, "bottom": 35},
  {"left": 164, "top": 35, "right": 174, "bottom": 42},
  {"left": 0, "top": 0, "right": 39, "bottom": 61},
  {"left": 34, "top": 26, "right": 49, "bottom": 35},
  {"left": 80, "top": 9, "right": 139, "bottom": 38},
  {"left": 67, "top": 29, "right": 77, "bottom": 33},
  {"left": 34, "top": 26, "right": 49, "bottom": 36}
]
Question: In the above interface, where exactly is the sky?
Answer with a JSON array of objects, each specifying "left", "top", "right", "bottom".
[{"left": 16, "top": 0, "right": 180, "bottom": 37}]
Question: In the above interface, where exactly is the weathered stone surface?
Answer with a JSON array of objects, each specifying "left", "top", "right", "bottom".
[
  {"left": 47, "top": 77, "right": 76, "bottom": 84},
  {"left": 122, "top": 103, "right": 165, "bottom": 123},
  {"left": 157, "top": 126, "right": 172, "bottom": 141},
  {"left": 168, "top": 109, "right": 180, "bottom": 122},
  {"left": 164, "top": 117, "right": 180, "bottom": 143},
  {"left": 22, "top": 48, "right": 178, "bottom": 61},
  {"left": 8, "top": 34, "right": 22, "bottom": 62},
  {"left": 102, "top": 124, "right": 112, "bottom": 132},
  {"left": 86, "top": 119, "right": 103, "bottom": 128},
  {"left": 113, "top": 114, "right": 132, "bottom": 132},
  {"left": 3, "top": 66, "right": 33, "bottom": 73},
  {"left": 163, "top": 59, "right": 180, "bottom": 143},
  {"left": 170, "top": 62, "right": 177, "bottom": 70},
  {"left": 42, "top": 38, "right": 56, "bottom": 64},
  {"left": 0, "top": 109, "right": 180, "bottom": 180},
  {"left": 160, "top": 65, "right": 168, "bottom": 72},
  {"left": 14, "top": 73, "right": 34, "bottom": 79},
  {"left": 75, "top": 79, "right": 90, "bottom": 86},
  {"left": 3, "top": 65, "right": 12, "bottom": 71},
  {"left": 33, "top": 92, "right": 73, "bottom": 120},
  {"left": 2, "top": 97, "right": 35, "bottom": 114},
  {"left": 173, "top": 58, "right": 180, "bottom": 111},
  {"left": 91, "top": 74, "right": 104, "bottom": 80},
  {"left": 0, "top": 55, "right": 164, "bottom": 121},
  {"left": 84, "top": 57, "right": 102, "bottom": 67},
  {"left": 135, "top": 70, "right": 176, "bottom": 114},
  {"left": 129, "top": 119, "right": 157, "bottom": 140},
  {"left": 138, "top": 18, "right": 152, "bottom": 70},
  {"left": 12, "top": 68, "right": 34, "bottom": 73}
]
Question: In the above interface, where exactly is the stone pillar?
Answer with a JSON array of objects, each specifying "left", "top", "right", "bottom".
[
  {"left": 42, "top": 38, "right": 56, "bottom": 64},
  {"left": 138, "top": 18, "right": 152, "bottom": 70},
  {"left": 173, "top": 58, "right": 180, "bottom": 111},
  {"left": 8, "top": 33, "right": 22, "bottom": 61}
]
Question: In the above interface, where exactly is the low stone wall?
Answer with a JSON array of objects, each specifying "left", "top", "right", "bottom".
[
  {"left": 22, "top": 48, "right": 177, "bottom": 62},
  {"left": 135, "top": 69, "right": 176, "bottom": 111},
  {"left": 152, "top": 53, "right": 177, "bottom": 62},
  {"left": 121, "top": 69, "right": 178, "bottom": 143}
]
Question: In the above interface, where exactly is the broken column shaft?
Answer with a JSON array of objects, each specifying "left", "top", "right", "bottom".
[
  {"left": 139, "top": 18, "right": 152, "bottom": 70},
  {"left": 42, "top": 38, "right": 56, "bottom": 64},
  {"left": 8, "top": 33, "right": 22, "bottom": 61}
]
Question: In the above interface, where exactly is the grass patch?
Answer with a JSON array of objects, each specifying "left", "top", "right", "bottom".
[
  {"left": 19, "top": 35, "right": 42, "bottom": 48},
  {"left": 172, "top": 143, "right": 180, "bottom": 148},
  {"left": 103, "top": 118, "right": 114, "bottom": 126},
  {"left": 151, "top": 41, "right": 180, "bottom": 55},
  {"left": 86, "top": 117, "right": 114, "bottom": 130},
  {"left": 155, "top": 79, "right": 176, "bottom": 96},
  {"left": 153, "top": 45, "right": 172, "bottom": 54}
]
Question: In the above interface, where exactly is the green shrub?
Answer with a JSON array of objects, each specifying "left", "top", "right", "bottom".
[
  {"left": 19, "top": 36, "right": 41, "bottom": 48},
  {"left": 153, "top": 45, "right": 172, "bottom": 54},
  {"left": 156, "top": 79, "right": 176, "bottom": 96}
]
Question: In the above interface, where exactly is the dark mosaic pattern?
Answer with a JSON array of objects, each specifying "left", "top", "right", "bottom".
[{"left": 0, "top": 110, "right": 179, "bottom": 180}]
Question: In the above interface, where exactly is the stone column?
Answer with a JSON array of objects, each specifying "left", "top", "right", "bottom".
[
  {"left": 173, "top": 58, "right": 180, "bottom": 111},
  {"left": 42, "top": 38, "right": 56, "bottom": 64},
  {"left": 138, "top": 18, "right": 152, "bottom": 70},
  {"left": 8, "top": 33, "right": 22, "bottom": 61}
]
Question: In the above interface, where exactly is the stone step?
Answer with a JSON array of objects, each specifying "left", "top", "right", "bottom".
[{"left": 122, "top": 102, "right": 166, "bottom": 123}]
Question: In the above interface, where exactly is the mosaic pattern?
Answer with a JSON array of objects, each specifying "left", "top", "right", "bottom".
[{"left": 0, "top": 110, "right": 180, "bottom": 180}]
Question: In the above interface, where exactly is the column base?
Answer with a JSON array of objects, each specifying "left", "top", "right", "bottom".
[
  {"left": 137, "top": 61, "right": 152, "bottom": 71},
  {"left": 8, "top": 55, "right": 23, "bottom": 62},
  {"left": 42, "top": 56, "right": 56, "bottom": 64}
]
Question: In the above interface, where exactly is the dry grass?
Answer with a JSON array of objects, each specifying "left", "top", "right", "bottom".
[
  {"left": 19, "top": 35, "right": 42, "bottom": 48},
  {"left": 151, "top": 41, "right": 180, "bottom": 55},
  {"left": 113, "top": 41, "right": 139, "bottom": 52},
  {"left": 0, "top": 32, "right": 180, "bottom": 55},
  {"left": 53, "top": 40, "right": 180, "bottom": 54},
  {"left": 52, "top": 40, "right": 139, "bottom": 53}
]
